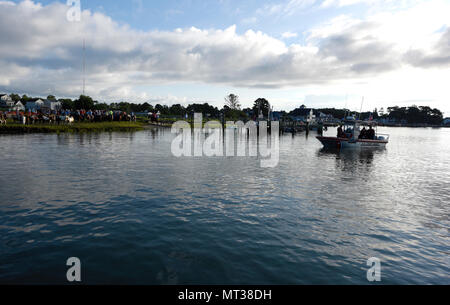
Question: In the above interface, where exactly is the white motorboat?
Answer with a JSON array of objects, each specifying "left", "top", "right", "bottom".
[{"left": 316, "top": 120, "right": 389, "bottom": 150}]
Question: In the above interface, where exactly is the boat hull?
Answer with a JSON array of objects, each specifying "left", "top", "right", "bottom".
[{"left": 316, "top": 136, "right": 388, "bottom": 149}]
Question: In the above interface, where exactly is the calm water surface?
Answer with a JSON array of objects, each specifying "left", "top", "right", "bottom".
[{"left": 0, "top": 127, "right": 449, "bottom": 284}]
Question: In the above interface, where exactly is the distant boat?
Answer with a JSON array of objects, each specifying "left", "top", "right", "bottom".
[{"left": 316, "top": 120, "right": 389, "bottom": 149}]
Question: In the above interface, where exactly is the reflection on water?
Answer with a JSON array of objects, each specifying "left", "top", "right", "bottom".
[
  {"left": 0, "top": 127, "right": 449, "bottom": 284},
  {"left": 318, "top": 148, "right": 378, "bottom": 175}
]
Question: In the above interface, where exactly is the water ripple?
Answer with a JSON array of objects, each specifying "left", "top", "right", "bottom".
[{"left": 0, "top": 128, "right": 449, "bottom": 284}]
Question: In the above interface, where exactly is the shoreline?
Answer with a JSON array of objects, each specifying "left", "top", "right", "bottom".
[
  {"left": 0, "top": 121, "right": 145, "bottom": 134},
  {"left": 1, "top": 121, "right": 448, "bottom": 135}
]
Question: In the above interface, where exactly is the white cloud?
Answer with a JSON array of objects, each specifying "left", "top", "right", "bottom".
[
  {"left": 282, "top": 31, "right": 298, "bottom": 39},
  {"left": 0, "top": 0, "right": 449, "bottom": 111},
  {"left": 321, "top": 0, "right": 395, "bottom": 8},
  {"left": 256, "top": 0, "right": 318, "bottom": 17}
]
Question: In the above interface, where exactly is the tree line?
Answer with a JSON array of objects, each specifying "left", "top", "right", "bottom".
[
  {"left": 7, "top": 93, "right": 270, "bottom": 121},
  {"left": 315, "top": 106, "right": 443, "bottom": 124},
  {"left": 4, "top": 93, "right": 445, "bottom": 124}
]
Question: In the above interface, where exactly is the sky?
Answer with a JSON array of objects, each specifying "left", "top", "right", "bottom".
[{"left": 0, "top": 0, "right": 449, "bottom": 115}]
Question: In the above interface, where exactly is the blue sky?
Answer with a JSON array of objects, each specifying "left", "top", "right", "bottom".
[
  {"left": 1, "top": 0, "right": 449, "bottom": 114},
  {"left": 32, "top": 0, "right": 359, "bottom": 35}
]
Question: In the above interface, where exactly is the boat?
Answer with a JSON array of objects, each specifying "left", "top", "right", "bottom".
[{"left": 316, "top": 120, "right": 389, "bottom": 149}]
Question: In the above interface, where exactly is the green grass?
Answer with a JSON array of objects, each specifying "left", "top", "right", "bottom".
[{"left": 0, "top": 121, "right": 145, "bottom": 134}]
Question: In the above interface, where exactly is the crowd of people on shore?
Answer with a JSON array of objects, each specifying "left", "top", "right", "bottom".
[
  {"left": 0, "top": 112, "right": 6, "bottom": 125},
  {"left": 147, "top": 112, "right": 160, "bottom": 123},
  {"left": 0, "top": 109, "right": 137, "bottom": 125}
]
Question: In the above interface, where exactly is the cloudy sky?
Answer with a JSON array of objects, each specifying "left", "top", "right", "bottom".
[{"left": 0, "top": 0, "right": 449, "bottom": 114}]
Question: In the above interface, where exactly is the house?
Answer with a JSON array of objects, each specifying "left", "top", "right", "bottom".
[
  {"left": 271, "top": 111, "right": 284, "bottom": 121},
  {"left": 12, "top": 101, "right": 25, "bottom": 111},
  {"left": 378, "top": 117, "right": 394, "bottom": 125},
  {"left": 291, "top": 108, "right": 316, "bottom": 123},
  {"left": 0, "top": 94, "right": 15, "bottom": 108},
  {"left": 41, "top": 99, "right": 62, "bottom": 112},
  {"left": 25, "top": 99, "right": 44, "bottom": 111},
  {"left": 315, "top": 112, "right": 336, "bottom": 124}
]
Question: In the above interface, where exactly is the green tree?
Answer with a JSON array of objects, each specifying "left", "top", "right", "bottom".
[
  {"left": 223, "top": 105, "right": 248, "bottom": 121},
  {"left": 21, "top": 95, "right": 31, "bottom": 103},
  {"left": 253, "top": 98, "right": 270, "bottom": 118},
  {"left": 372, "top": 108, "right": 379, "bottom": 119},
  {"left": 169, "top": 104, "right": 185, "bottom": 116},
  {"left": 10, "top": 93, "right": 20, "bottom": 102},
  {"left": 387, "top": 105, "right": 443, "bottom": 124},
  {"left": 140, "top": 102, "right": 151, "bottom": 112},
  {"left": 224, "top": 94, "right": 241, "bottom": 110},
  {"left": 74, "top": 95, "right": 95, "bottom": 110},
  {"left": 59, "top": 98, "right": 74, "bottom": 109},
  {"left": 186, "top": 103, "right": 220, "bottom": 118},
  {"left": 94, "top": 103, "right": 109, "bottom": 111},
  {"left": 316, "top": 108, "right": 348, "bottom": 119},
  {"left": 116, "top": 102, "right": 131, "bottom": 112}
]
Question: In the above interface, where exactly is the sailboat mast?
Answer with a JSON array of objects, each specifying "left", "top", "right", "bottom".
[
  {"left": 359, "top": 97, "right": 364, "bottom": 120},
  {"left": 344, "top": 94, "right": 348, "bottom": 120}
]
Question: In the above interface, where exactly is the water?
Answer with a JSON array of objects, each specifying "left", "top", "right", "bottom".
[{"left": 0, "top": 127, "right": 449, "bottom": 284}]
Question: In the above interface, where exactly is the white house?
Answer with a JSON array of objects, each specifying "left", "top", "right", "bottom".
[
  {"left": 25, "top": 99, "right": 44, "bottom": 111},
  {"left": 306, "top": 109, "right": 316, "bottom": 123},
  {"left": 316, "top": 112, "right": 336, "bottom": 123},
  {"left": 0, "top": 94, "right": 15, "bottom": 108},
  {"left": 12, "top": 101, "right": 25, "bottom": 111},
  {"left": 41, "top": 99, "right": 62, "bottom": 112}
]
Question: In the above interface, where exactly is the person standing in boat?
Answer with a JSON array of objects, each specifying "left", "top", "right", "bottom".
[
  {"left": 318, "top": 123, "right": 324, "bottom": 136},
  {"left": 368, "top": 126, "right": 375, "bottom": 140},
  {"left": 359, "top": 127, "right": 367, "bottom": 139},
  {"left": 337, "top": 125, "right": 345, "bottom": 138}
]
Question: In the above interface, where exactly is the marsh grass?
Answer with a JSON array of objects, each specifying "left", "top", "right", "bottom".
[{"left": 0, "top": 121, "right": 145, "bottom": 134}]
